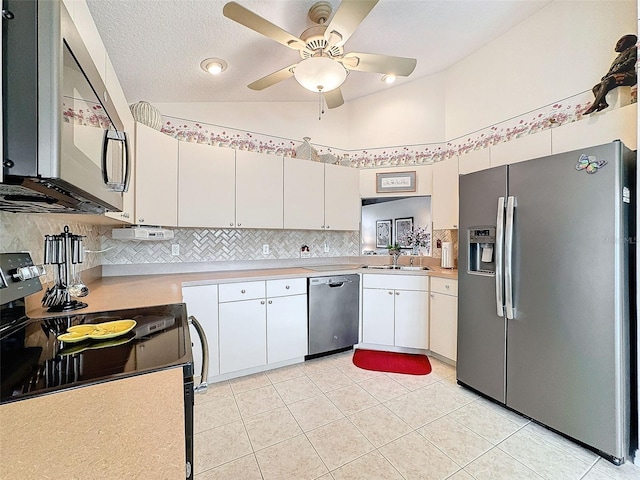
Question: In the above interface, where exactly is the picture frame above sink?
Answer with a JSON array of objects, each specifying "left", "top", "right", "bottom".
[{"left": 376, "top": 171, "right": 416, "bottom": 193}]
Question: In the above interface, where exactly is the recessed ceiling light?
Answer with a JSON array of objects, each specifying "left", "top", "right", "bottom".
[
  {"left": 381, "top": 74, "right": 396, "bottom": 84},
  {"left": 201, "top": 58, "right": 228, "bottom": 75}
]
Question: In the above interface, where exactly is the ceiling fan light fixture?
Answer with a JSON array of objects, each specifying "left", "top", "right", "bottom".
[
  {"left": 201, "top": 58, "right": 228, "bottom": 75},
  {"left": 294, "top": 56, "right": 347, "bottom": 93},
  {"left": 382, "top": 74, "right": 396, "bottom": 84}
]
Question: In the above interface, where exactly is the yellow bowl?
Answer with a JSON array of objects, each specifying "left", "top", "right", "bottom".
[
  {"left": 88, "top": 319, "right": 137, "bottom": 340},
  {"left": 66, "top": 325, "right": 98, "bottom": 335},
  {"left": 58, "top": 320, "right": 137, "bottom": 343},
  {"left": 57, "top": 331, "right": 91, "bottom": 343}
]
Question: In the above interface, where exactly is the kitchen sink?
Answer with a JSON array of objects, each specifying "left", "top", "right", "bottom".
[
  {"left": 361, "top": 265, "right": 431, "bottom": 271},
  {"left": 361, "top": 265, "right": 399, "bottom": 269}
]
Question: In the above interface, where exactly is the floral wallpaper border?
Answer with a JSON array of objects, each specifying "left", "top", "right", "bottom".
[
  {"left": 154, "top": 90, "right": 629, "bottom": 169},
  {"left": 63, "top": 89, "right": 633, "bottom": 169}
]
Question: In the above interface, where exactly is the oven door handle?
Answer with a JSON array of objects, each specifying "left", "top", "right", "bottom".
[{"left": 188, "top": 315, "right": 209, "bottom": 394}]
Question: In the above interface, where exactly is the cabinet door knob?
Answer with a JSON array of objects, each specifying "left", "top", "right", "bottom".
[
  {"left": 285, "top": 285, "right": 290, "bottom": 289},
  {"left": 138, "top": 218, "right": 144, "bottom": 223},
  {"left": 395, "top": 291, "right": 400, "bottom": 295},
  {"left": 321, "top": 225, "right": 325, "bottom": 229},
  {"left": 268, "top": 300, "right": 272, "bottom": 304},
  {"left": 261, "top": 300, "right": 265, "bottom": 305},
  {"left": 326, "top": 225, "right": 330, "bottom": 229},
  {"left": 238, "top": 223, "right": 242, "bottom": 227},
  {"left": 241, "top": 289, "right": 246, "bottom": 294},
  {"left": 445, "top": 285, "right": 450, "bottom": 289},
  {"left": 431, "top": 293, "right": 434, "bottom": 298},
  {"left": 388, "top": 291, "right": 393, "bottom": 295},
  {"left": 230, "top": 222, "right": 234, "bottom": 226}
]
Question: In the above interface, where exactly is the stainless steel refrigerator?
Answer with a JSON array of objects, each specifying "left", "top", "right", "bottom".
[{"left": 457, "top": 141, "right": 636, "bottom": 463}]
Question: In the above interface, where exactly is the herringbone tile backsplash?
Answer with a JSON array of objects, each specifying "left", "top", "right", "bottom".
[
  {"left": 2, "top": 212, "right": 456, "bottom": 276},
  {"left": 100, "top": 227, "right": 361, "bottom": 264}
]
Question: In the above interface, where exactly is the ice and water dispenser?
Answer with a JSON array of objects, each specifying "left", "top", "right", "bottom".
[{"left": 468, "top": 227, "right": 496, "bottom": 275}]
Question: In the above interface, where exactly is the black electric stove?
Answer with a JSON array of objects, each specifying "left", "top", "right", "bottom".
[{"left": 0, "top": 302, "right": 193, "bottom": 404}]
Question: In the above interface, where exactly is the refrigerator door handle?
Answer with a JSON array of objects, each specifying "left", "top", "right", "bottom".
[
  {"left": 495, "top": 197, "right": 506, "bottom": 317},
  {"left": 505, "top": 196, "right": 516, "bottom": 320}
]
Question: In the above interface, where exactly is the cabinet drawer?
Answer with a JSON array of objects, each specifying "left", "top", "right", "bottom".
[
  {"left": 430, "top": 277, "right": 458, "bottom": 296},
  {"left": 219, "top": 281, "right": 265, "bottom": 302},
  {"left": 362, "top": 274, "right": 428, "bottom": 291},
  {"left": 267, "top": 278, "right": 306, "bottom": 298}
]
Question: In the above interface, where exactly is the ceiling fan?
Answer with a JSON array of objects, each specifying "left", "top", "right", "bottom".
[{"left": 223, "top": 0, "right": 417, "bottom": 109}]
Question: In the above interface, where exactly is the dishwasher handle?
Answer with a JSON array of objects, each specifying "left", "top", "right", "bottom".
[
  {"left": 188, "top": 315, "right": 208, "bottom": 394},
  {"left": 310, "top": 275, "right": 357, "bottom": 287}
]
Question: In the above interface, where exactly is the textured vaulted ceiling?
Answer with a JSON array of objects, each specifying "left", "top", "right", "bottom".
[{"left": 86, "top": 0, "right": 552, "bottom": 105}]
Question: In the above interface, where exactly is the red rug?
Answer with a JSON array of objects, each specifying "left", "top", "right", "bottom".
[{"left": 352, "top": 349, "right": 432, "bottom": 375}]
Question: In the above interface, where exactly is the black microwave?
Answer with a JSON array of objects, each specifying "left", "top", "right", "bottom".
[{"left": 1, "top": 0, "right": 130, "bottom": 214}]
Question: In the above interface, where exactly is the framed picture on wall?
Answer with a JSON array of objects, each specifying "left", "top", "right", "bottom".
[
  {"left": 395, "top": 217, "right": 414, "bottom": 248},
  {"left": 376, "top": 219, "right": 392, "bottom": 248},
  {"left": 376, "top": 171, "right": 416, "bottom": 193}
]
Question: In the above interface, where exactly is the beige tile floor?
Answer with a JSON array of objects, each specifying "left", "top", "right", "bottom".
[{"left": 193, "top": 351, "right": 640, "bottom": 480}]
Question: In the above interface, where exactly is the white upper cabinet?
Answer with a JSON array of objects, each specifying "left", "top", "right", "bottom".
[
  {"left": 490, "top": 129, "right": 551, "bottom": 167},
  {"left": 283, "top": 158, "right": 325, "bottom": 230},
  {"left": 178, "top": 142, "right": 236, "bottom": 228},
  {"left": 324, "top": 163, "right": 360, "bottom": 231},
  {"left": 135, "top": 123, "right": 178, "bottom": 226},
  {"left": 432, "top": 156, "right": 459, "bottom": 230},
  {"left": 235, "top": 150, "right": 284, "bottom": 229}
]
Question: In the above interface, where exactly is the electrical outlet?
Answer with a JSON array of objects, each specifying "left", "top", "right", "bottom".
[
  {"left": 324, "top": 242, "right": 330, "bottom": 253},
  {"left": 171, "top": 244, "right": 180, "bottom": 256},
  {"left": 262, "top": 244, "right": 270, "bottom": 255}
]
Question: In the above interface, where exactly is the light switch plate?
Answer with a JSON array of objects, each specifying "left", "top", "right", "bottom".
[
  {"left": 171, "top": 244, "right": 180, "bottom": 256},
  {"left": 262, "top": 244, "right": 270, "bottom": 255}
]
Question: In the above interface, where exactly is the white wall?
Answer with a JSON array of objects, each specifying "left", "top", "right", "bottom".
[
  {"left": 444, "top": 0, "right": 636, "bottom": 139},
  {"left": 155, "top": 101, "right": 349, "bottom": 149},
  {"left": 346, "top": 72, "right": 447, "bottom": 149}
]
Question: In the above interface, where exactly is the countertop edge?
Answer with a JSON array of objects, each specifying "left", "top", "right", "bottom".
[{"left": 25, "top": 266, "right": 456, "bottom": 318}]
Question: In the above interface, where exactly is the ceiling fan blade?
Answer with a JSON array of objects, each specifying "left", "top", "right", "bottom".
[
  {"left": 342, "top": 52, "right": 417, "bottom": 76},
  {"left": 324, "top": 88, "right": 344, "bottom": 109},
  {"left": 223, "top": 2, "right": 309, "bottom": 53},
  {"left": 247, "top": 64, "right": 296, "bottom": 90},
  {"left": 324, "top": 0, "right": 378, "bottom": 47}
]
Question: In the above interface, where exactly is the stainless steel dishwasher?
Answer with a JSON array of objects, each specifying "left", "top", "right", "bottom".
[{"left": 308, "top": 274, "right": 360, "bottom": 356}]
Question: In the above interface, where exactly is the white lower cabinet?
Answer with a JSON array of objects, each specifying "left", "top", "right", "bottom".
[
  {"left": 186, "top": 278, "right": 307, "bottom": 379},
  {"left": 362, "top": 289, "right": 396, "bottom": 345},
  {"left": 219, "top": 297, "right": 267, "bottom": 374},
  {"left": 181, "top": 284, "right": 219, "bottom": 382},
  {"left": 394, "top": 289, "right": 430, "bottom": 349},
  {"left": 361, "top": 274, "right": 429, "bottom": 350},
  {"left": 267, "top": 293, "right": 308, "bottom": 364},
  {"left": 429, "top": 277, "right": 458, "bottom": 362}
]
